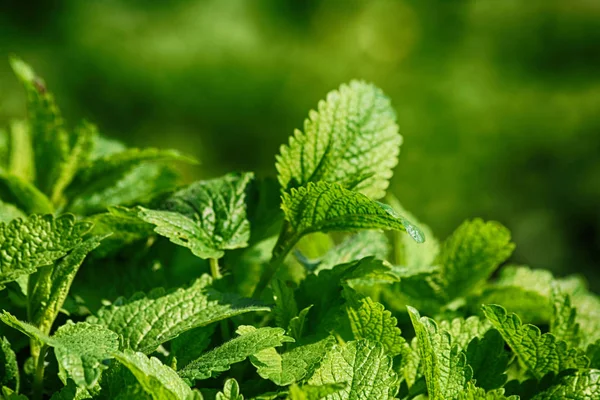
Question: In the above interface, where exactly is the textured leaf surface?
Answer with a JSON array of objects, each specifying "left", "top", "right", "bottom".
[
  {"left": 89, "top": 206, "right": 154, "bottom": 257},
  {"left": 114, "top": 350, "right": 192, "bottom": 400},
  {"left": 313, "top": 230, "right": 389, "bottom": 273},
  {"left": 437, "top": 219, "right": 514, "bottom": 300},
  {"left": 438, "top": 316, "right": 492, "bottom": 351},
  {"left": 178, "top": 326, "right": 292, "bottom": 382},
  {"left": 550, "top": 288, "right": 581, "bottom": 348},
  {"left": 482, "top": 304, "right": 589, "bottom": 380},
  {"left": 465, "top": 329, "right": 510, "bottom": 390},
  {"left": 281, "top": 182, "right": 424, "bottom": 246},
  {"left": 139, "top": 172, "right": 253, "bottom": 259},
  {"left": 456, "top": 383, "right": 519, "bottom": 400},
  {"left": 531, "top": 369, "right": 600, "bottom": 400},
  {"left": 288, "top": 383, "right": 346, "bottom": 400},
  {"left": 89, "top": 276, "right": 269, "bottom": 353},
  {"left": 276, "top": 80, "right": 401, "bottom": 200},
  {"left": 0, "top": 313, "right": 118, "bottom": 389},
  {"left": 0, "top": 336, "right": 19, "bottom": 392},
  {"left": 250, "top": 335, "right": 335, "bottom": 386},
  {"left": 344, "top": 288, "right": 404, "bottom": 357},
  {"left": 216, "top": 379, "right": 244, "bottom": 400},
  {"left": 308, "top": 339, "right": 398, "bottom": 400},
  {"left": 407, "top": 307, "right": 472, "bottom": 400},
  {"left": 0, "top": 214, "right": 91, "bottom": 288}
]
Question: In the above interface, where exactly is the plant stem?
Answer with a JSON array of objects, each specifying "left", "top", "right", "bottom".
[
  {"left": 32, "top": 343, "right": 48, "bottom": 400},
  {"left": 209, "top": 258, "right": 221, "bottom": 279}
]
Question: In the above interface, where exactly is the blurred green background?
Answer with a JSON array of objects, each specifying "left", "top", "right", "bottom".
[{"left": 1, "top": 0, "right": 599, "bottom": 289}]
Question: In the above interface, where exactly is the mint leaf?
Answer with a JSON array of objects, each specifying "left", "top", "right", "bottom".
[
  {"left": 438, "top": 316, "right": 492, "bottom": 351},
  {"left": 482, "top": 304, "right": 589, "bottom": 380},
  {"left": 456, "top": 383, "right": 519, "bottom": 400},
  {"left": 308, "top": 339, "right": 398, "bottom": 399},
  {"left": 0, "top": 336, "right": 19, "bottom": 392},
  {"left": 280, "top": 182, "right": 424, "bottom": 249},
  {"left": 138, "top": 172, "right": 253, "bottom": 259},
  {"left": 276, "top": 81, "right": 401, "bottom": 200},
  {"left": 407, "top": 306, "right": 473, "bottom": 400},
  {"left": 531, "top": 369, "right": 600, "bottom": 400},
  {"left": 0, "top": 313, "right": 118, "bottom": 389},
  {"left": 9, "top": 56, "right": 69, "bottom": 196},
  {"left": 550, "top": 288, "right": 581, "bottom": 348},
  {"left": 250, "top": 335, "right": 335, "bottom": 386},
  {"left": 216, "top": 378, "right": 244, "bottom": 400},
  {"left": 114, "top": 350, "right": 192, "bottom": 400},
  {"left": 178, "top": 326, "right": 293, "bottom": 382},
  {"left": 344, "top": 287, "right": 404, "bottom": 357},
  {"left": 89, "top": 276, "right": 269, "bottom": 353},
  {"left": 169, "top": 324, "right": 216, "bottom": 369},
  {"left": 588, "top": 340, "right": 600, "bottom": 368},
  {"left": 0, "top": 201, "right": 24, "bottom": 223},
  {"left": 0, "top": 214, "right": 91, "bottom": 289},
  {"left": 465, "top": 329, "right": 510, "bottom": 391},
  {"left": 6, "top": 120, "right": 34, "bottom": 182},
  {"left": 288, "top": 383, "right": 345, "bottom": 400},
  {"left": 437, "top": 219, "right": 514, "bottom": 300},
  {"left": 0, "top": 172, "right": 54, "bottom": 214},
  {"left": 272, "top": 279, "right": 299, "bottom": 332}
]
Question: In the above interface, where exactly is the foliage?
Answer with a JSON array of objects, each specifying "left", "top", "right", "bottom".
[{"left": 0, "top": 59, "right": 598, "bottom": 400}]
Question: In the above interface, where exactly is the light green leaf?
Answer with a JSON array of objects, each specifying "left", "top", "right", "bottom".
[
  {"left": 312, "top": 230, "right": 389, "bottom": 273},
  {"left": 0, "top": 214, "right": 91, "bottom": 289},
  {"left": 280, "top": 183, "right": 424, "bottom": 255},
  {"left": 250, "top": 336, "right": 335, "bottom": 386},
  {"left": 89, "top": 276, "right": 269, "bottom": 353},
  {"left": 288, "top": 306, "right": 312, "bottom": 341},
  {"left": 7, "top": 120, "right": 34, "bottom": 182},
  {"left": 438, "top": 316, "right": 492, "bottom": 351},
  {"left": 550, "top": 288, "right": 581, "bottom": 348},
  {"left": 288, "top": 383, "right": 346, "bottom": 400},
  {"left": 10, "top": 56, "right": 69, "bottom": 195},
  {"left": 398, "top": 338, "right": 421, "bottom": 388},
  {"left": 437, "top": 219, "right": 514, "bottom": 300},
  {"left": 68, "top": 163, "right": 181, "bottom": 215},
  {"left": 0, "top": 336, "right": 19, "bottom": 392},
  {"left": 0, "top": 172, "right": 54, "bottom": 214},
  {"left": 531, "top": 369, "right": 600, "bottom": 400},
  {"left": 407, "top": 306, "right": 472, "bottom": 400},
  {"left": 114, "top": 350, "right": 192, "bottom": 400},
  {"left": 276, "top": 80, "right": 401, "bottom": 200},
  {"left": 169, "top": 324, "right": 216, "bottom": 369},
  {"left": 138, "top": 172, "right": 254, "bottom": 259},
  {"left": 344, "top": 287, "right": 404, "bottom": 357},
  {"left": 216, "top": 378, "right": 244, "bottom": 400},
  {"left": 0, "top": 312, "right": 119, "bottom": 389},
  {"left": 29, "top": 235, "right": 104, "bottom": 334},
  {"left": 482, "top": 304, "right": 589, "bottom": 380},
  {"left": 178, "top": 326, "right": 293, "bottom": 382},
  {"left": 1, "top": 386, "right": 29, "bottom": 400},
  {"left": 308, "top": 339, "right": 398, "bottom": 400},
  {"left": 456, "top": 383, "right": 519, "bottom": 400},
  {"left": 465, "top": 329, "right": 510, "bottom": 391},
  {"left": 0, "top": 201, "right": 25, "bottom": 223}
]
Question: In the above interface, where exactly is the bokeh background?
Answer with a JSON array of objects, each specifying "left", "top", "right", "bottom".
[{"left": 1, "top": 0, "right": 599, "bottom": 289}]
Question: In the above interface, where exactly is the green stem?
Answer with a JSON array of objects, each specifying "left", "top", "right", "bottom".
[
  {"left": 209, "top": 258, "right": 221, "bottom": 279},
  {"left": 32, "top": 343, "right": 48, "bottom": 400}
]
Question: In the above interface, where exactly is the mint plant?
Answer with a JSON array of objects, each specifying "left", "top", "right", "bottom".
[{"left": 0, "top": 57, "right": 599, "bottom": 400}]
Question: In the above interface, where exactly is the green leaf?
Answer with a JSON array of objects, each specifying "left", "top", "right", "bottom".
[
  {"left": 216, "top": 378, "right": 244, "bottom": 400},
  {"left": 0, "top": 313, "right": 119, "bottom": 389},
  {"left": 407, "top": 306, "right": 473, "bottom": 400},
  {"left": 138, "top": 172, "right": 253, "bottom": 259},
  {"left": 465, "top": 329, "right": 510, "bottom": 391},
  {"left": 588, "top": 340, "right": 600, "bottom": 369},
  {"left": 550, "top": 288, "right": 581, "bottom": 348},
  {"left": 10, "top": 56, "right": 69, "bottom": 195},
  {"left": 307, "top": 339, "right": 398, "bottom": 400},
  {"left": 311, "top": 230, "right": 389, "bottom": 273},
  {"left": 1, "top": 387, "right": 29, "bottom": 400},
  {"left": 276, "top": 80, "right": 401, "bottom": 200},
  {"left": 288, "top": 383, "right": 346, "bottom": 400},
  {"left": 29, "top": 235, "right": 104, "bottom": 334},
  {"left": 530, "top": 369, "right": 600, "bottom": 400},
  {"left": 0, "top": 201, "right": 25, "bottom": 223},
  {"left": 250, "top": 335, "right": 335, "bottom": 386},
  {"left": 178, "top": 326, "right": 293, "bottom": 382},
  {"left": 280, "top": 182, "right": 424, "bottom": 254},
  {"left": 7, "top": 120, "right": 34, "bottom": 182},
  {"left": 49, "top": 380, "right": 92, "bottom": 400},
  {"left": 0, "top": 172, "right": 54, "bottom": 214},
  {"left": 438, "top": 316, "right": 492, "bottom": 351},
  {"left": 169, "top": 324, "right": 216, "bottom": 369},
  {"left": 89, "top": 276, "right": 269, "bottom": 353},
  {"left": 456, "top": 383, "right": 519, "bottom": 400},
  {"left": 288, "top": 306, "right": 312, "bottom": 341},
  {"left": 68, "top": 163, "right": 181, "bottom": 215},
  {"left": 0, "top": 336, "right": 19, "bottom": 392},
  {"left": 272, "top": 279, "right": 299, "bottom": 332},
  {"left": 343, "top": 287, "right": 404, "bottom": 357},
  {"left": 482, "top": 304, "right": 589, "bottom": 380},
  {"left": 437, "top": 219, "right": 514, "bottom": 300},
  {"left": 0, "top": 214, "right": 91, "bottom": 289},
  {"left": 114, "top": 350, "right": 192, "bottom": 400}
]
